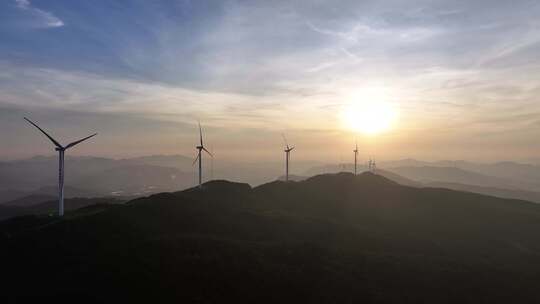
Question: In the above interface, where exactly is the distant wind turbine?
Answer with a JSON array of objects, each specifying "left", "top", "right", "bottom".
[
  {"left": 282, "top": 134, "right": 294, "bottom": 182},
  {"left": 353, "top": 140, "right": 359, "bottom": 175},
  {"left": 24, "top": 117, "right": 97, "bottom": 217},
  {"left": 193, "top": 122, "right": 212, "bottom": 188},
  {"left": 210, "top": 145, "right": 214, "bottom": 181},
  {"left": 368, "top": 157, "right": 376, "bottom": 172}
]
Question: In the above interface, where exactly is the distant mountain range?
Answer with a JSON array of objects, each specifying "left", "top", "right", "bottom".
[
  {"left": 381, "top": 159, "right": 540, "bottom": 190},
  {"left": 280, "top": 167, "right": 540, "bottom": 204},
  {"left": 424, "top": 181, "right": 540, "bottom": 203},
  {"left": 304, "top": 160, "right": 540, "bottom": 203},
  {"left": 3, "top": 172, "right": 540, "bottom": 302},
  {"left": 0, "top": 155, "right": 196, "bottom": 198},
  {"left": 4, "top": 155, "right": 540, "bottom": 216},
  {"left": 386, "top": 165, "right": 519, "bottom": 189},
  {"left": 0, "top": 155, "right": 321, "bottom": 198}
]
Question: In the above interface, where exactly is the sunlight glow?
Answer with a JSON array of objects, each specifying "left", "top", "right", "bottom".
[{"left": 341, "top": 88, "right": 398, "bottom": 135}]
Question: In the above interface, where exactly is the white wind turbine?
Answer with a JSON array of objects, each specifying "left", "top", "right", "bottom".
[
  {"left": 193, "top": 122, "right": 212, "bottom": 188},
  {"left": 24, "top": 117, "right": 97, "bottom": 217},
  {"left": 210, "top": 145, "right": 214, "bottom": 181},
  {"left": 282, "top": 134, "right": 294, "bottom": 182},
  {"left": 353, "top": 140, "right": 359, "bottom": 175}
]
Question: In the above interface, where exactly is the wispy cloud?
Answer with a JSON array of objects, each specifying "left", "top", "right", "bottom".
[
  {"left": 2, "top": 0, "right": 540, "bottom": 161},
  {"left": 15, "top": 0, "right": 64, "bottom": 28}
]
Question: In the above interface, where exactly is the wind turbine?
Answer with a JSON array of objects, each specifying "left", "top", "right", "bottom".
[
  {"left": 24, "top": 117, "right": 97, "bottom": 217},
  {"left": 282, "top": 134, "right": 294, "bottom": 182},
  {"left": 353, "top": 140, "right": 359, "bottom": 175},
  {"left": 368, "top": 157, "right": 376, "bottom": 172},
  {"left": 210, "top": 145, "right": 214, "bottom": 181},
  {"left": 193, "top": 122, "right": 212, "bottom": 188}
]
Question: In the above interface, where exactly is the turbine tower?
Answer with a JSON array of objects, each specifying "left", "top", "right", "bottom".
[
  {"left": 353, "top": 140, "right": 359, "bottom": 175},
  {"left": 210, "top": 145, "right": 214, "bottom": 181},
  {"left": 282, "top": 134, "right": 294, "bottom": 182},
  {"left": 193, "top": 122, "right": 212, "bottom": 188},
  {"left": 24, "top": 117, "right": 97, "bottom": 217}
]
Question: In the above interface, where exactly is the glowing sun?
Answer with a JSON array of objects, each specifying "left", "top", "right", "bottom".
[{"left": 341, "top": 89, "right": 398, "bottom": 135}]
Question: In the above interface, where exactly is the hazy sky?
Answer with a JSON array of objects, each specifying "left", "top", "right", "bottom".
[{"left": 1, "top": 0, "right": 540, "bottom": 162}]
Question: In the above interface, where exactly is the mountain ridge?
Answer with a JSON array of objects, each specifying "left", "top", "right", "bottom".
[{"left": 3, "top": 172, "right": 540, "bottom": 302}]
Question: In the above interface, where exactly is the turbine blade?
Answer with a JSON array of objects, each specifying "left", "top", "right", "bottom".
[
  {"left": 24, "top": 117, "right": 63, "bottom": 149},
  {"left": 65, "top": 133, "right": 97, "bottom": 149},
  {"left": 198, "top": 121, "right": 203, "bottom": 146},
  {"left": 281, "top": 133, "right": 289, "bottom": 149},
  {"left": 290, "top": 146, "right": 295, "bottom": 151},
  {"left": 192, "top": 152, "right": 200, "bottom": 166},
  {"left": 202, "top": 147, "right": 213, "bottom": 157}
]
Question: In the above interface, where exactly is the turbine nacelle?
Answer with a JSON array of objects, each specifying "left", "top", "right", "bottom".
[
  {"left": 195, "top": 145, "right": 212, "bottom": 155},
  {"left": 282, "top": 134, "right": 294, "bottom": 182},
  {"left": 282, "top": 134, "right": 294, "bottom": 153}
]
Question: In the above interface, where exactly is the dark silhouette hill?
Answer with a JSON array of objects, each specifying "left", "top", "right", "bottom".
[
  {"left": 373, "top": 168, "right": 422, "bottom": 187},
  {"left": 2, "top": 172, "right": 540, "bottom": 303},
  {"left": 0, "top": 205, "right": 27, "bottom": 221},
  {"left": 277, "top": 174, "right": 309, "bottom": 182},
  {"left": 304, "top": 163, "right": 366, "bottom": 176},
  {"left": 0, "top": 189, "right": 28, "bottom": 204},
  {"left": 0, "top": 186, "right": 100, "bottom": 205},
  {"left": 0, "top": 197, "right": 123, "bottom": 221},
  {"left": 2, "top": 193, "right": 56, "bottom": 207},
  {"left": 425, "top": 181, "right": 540, "bottom": 204}
]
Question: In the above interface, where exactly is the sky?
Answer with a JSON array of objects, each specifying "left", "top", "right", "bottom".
[{"left": 1, "top": 0, "right": 540, "bottom": 162}]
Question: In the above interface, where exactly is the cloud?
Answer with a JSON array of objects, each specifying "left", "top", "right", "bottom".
[
  {"left": 15, "top": 0, "right": 64, "bottom": 28},
  {"left": 0, "top": 62, "right": 300, "bottom": 130},
  {"left": 2, "top": 0, "right": 540, "bottom": 161}
]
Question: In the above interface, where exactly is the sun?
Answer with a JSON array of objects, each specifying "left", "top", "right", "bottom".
[{"left": 341, "top": 89, "right": 398, "bottom": 135}]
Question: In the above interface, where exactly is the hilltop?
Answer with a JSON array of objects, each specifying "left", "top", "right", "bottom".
[{"left": 2, "top": 172, "right": 540, "bottom": 303}]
